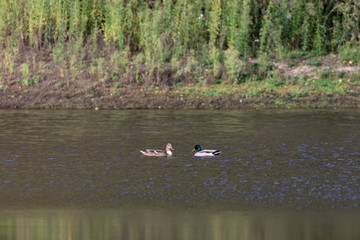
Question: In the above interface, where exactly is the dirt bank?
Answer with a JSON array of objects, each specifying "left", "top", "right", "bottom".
[
  {"left": 1, "top": 53, "right": 359, "bottom": 110},
  {"left": 1, "top": 84, "right": 360, "bottom": 110}
]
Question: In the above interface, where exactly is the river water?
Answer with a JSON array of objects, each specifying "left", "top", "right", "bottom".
[{"left": 0, "top": 110, "right": 359, "bottom": 239}]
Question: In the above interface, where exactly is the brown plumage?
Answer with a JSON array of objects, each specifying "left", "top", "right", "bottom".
[{"left": 140, "top": 143, "right": 174, "bottom": 156}]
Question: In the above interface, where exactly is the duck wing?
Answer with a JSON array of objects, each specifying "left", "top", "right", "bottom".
[
  {"left": 210, "top": 150, "right": 221, "bottom": 155},
  {"left": 194, "top": 149, "right": 221, "bottom": 157},
  {"left": 140, "top": 149, "right": 167, "bottom": 156}
]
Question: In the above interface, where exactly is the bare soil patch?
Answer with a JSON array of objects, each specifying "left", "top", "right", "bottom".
[{"left": 277, "top": 54, "right": 358, "bottom": 79}]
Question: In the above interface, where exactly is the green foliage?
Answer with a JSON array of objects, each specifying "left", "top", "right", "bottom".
[
  {"left": 306, "top": 58, "right": 322, "bottom": 66},
  {"left": 1, "top": 0, "right": 357, "bottom": 54},
  {"left": 22, "top": 76, "right": 40, "bottom": 86},
  {"left": 289, "top": 60, "right": 298, "bottom": 67},
  {"left": 173, "top": 82, "right": 184, "bottom": 89},
  {"left": 331, "top": 1, "right": 360, "bottom": 47},
  {"left": 224, "top": 47, "right": 244, "bottom": 83},
  {"left": 259, "top": 1, "right": 285, "bottom": 57},
  {"left": 284, "top": 50, "right": 311, "bottom": 59},
  {"left": 208, "top": 0, "right": 222, "bottom": 47},
  {"left": 318, "top": 69, "right": 333, "bottom": 78},
  {"left": 275, "top": 100, "right": 288, "bottom": 106},
  {"left": 268, "top": 77, "right": 285, "bottom": 87},
  {"left": 338, "top": 43, "right": 360, "bottom": 65},
  {"left": 113, "top": 82, "right": 123, "bottom": 89},
  {"left": 306, "top": 77, "right": 346, "bottom": 94},
  {"left": 0, "top": 0, "right": 359, "bottom": 87}
]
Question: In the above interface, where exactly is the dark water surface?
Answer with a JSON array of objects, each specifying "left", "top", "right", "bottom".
[{"left": 1, "top": 110, "right": 360, "bottom": 239}]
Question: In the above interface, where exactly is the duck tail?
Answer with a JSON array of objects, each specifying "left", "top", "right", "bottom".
[{"left": 213, "top": 150, "right": 221, "bottom": 155}]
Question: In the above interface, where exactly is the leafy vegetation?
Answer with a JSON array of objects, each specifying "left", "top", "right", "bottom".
[{"left": 0, "top": 0, "right": 360, "bottom": 108}]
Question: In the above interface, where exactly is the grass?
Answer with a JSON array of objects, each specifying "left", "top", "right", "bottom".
[
  {"left": 0, "top": 0, "right": 360, "bottom": 109},
  {"left": 306, "top": 58, "right": 322, "bottom": 66},
  {"left": 339, "top": 43, "right": 360, "bottom": 65},
  {"left": 175, "top": 73, "right": 356, "bottom": 101},
  {"left": 22, "top": 76, "right": 40, "bottom": 86}
]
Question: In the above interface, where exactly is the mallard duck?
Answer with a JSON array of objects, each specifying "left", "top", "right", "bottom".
[
  {"left": 140, "top": 143, "right": 174, "bottom": 156},
  {"left": 192, "top": 144, "right": 221, "bottom": 157}
]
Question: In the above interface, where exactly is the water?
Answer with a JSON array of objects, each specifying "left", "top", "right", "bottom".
[{"left": 1, "top": 110, "right": 360, "bottom": 239}]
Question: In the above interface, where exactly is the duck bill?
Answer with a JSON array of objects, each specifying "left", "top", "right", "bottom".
[{"left": 192, "top": 149, "right": 195, "bottom": 152}]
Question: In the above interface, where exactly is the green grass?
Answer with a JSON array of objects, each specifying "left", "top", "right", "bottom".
[
  {"left": 339, "top": 43, "right": 360, "bottom": 65},
  {"left": 113, "top": 82, "right": 123, "bottom": 89},
  {"left": 0, "top": 0, "right": 359, "bottom": 92},
  {"left": 22, "top": 76, "right": 40, "bottom": 86},
  {"left": 306, "top": 58, "right": 322, "bottom": 66}
]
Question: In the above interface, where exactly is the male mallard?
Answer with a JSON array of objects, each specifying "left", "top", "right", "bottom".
[
  {"left": 140, "top": 143, "right": 174, "bottom": 156},
  {"left": 192, "top": 144, "right": 221, "bottom": 157}
]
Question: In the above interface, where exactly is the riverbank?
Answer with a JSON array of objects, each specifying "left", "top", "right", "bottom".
[
  {"left": 1, "top": 86, "right": 359, "bottom": 110},
  {"left": 1, "top": 53, "right": 359, "bottom": 110},
  {"left": 1, "top": 0, "right": 360, "bottom": 110}
]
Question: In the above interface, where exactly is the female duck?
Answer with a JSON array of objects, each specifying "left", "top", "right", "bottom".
[
  {"left": 192, "top": 144, "right": 221, "bottom": 157},
  {"left": 140, "top": 143, "right": 174, "bottom": 156}
]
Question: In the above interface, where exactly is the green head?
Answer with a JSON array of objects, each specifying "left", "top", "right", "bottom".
[{"left": 192, "top": 144, "right": 202, "bottom": 152}]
